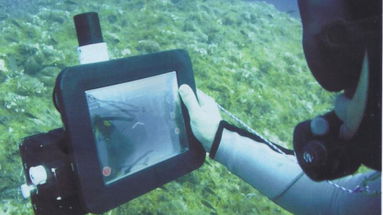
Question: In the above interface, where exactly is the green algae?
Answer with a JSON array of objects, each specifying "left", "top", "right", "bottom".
[{"left": 0, "top": 0, "right": 336, "bottom": 214}]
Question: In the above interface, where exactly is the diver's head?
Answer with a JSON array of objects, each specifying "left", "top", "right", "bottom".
[
  {"left": 294, "top": 0, "right": 381, "bottom": 180},
  {"left": 298, "top": 0, "right": 380, "bottom": 92}
]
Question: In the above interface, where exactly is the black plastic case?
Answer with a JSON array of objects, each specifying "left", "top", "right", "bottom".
[{"left": 54, "top": 49, "right": 205, "bottom": 213}]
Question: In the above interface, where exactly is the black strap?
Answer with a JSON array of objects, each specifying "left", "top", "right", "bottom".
[{"left": 210, "top": 121, "right": 294, "bottom": 159}]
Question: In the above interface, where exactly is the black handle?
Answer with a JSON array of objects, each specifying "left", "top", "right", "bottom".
[{"left": 73, "top": 12, "right": 104, "bottom": 46}]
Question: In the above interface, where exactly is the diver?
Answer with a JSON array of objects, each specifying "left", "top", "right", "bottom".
[{"left": 178, "top": 0, "right": 381, "bottom": 214}]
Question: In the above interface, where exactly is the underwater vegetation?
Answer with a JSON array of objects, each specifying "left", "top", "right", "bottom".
[{"left": 0, "top": 0, "right": 335, "bottom": 214}]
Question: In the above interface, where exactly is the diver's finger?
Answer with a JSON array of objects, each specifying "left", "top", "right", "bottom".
[
  {"left": 196, "top": 89, "right": 216, "bottom": 108},
  {"left": 179, "top": 84, "right": 201, "bottom": 116},
  {"left": 196, "top": 89, "right": 221, "bottom": 121}
]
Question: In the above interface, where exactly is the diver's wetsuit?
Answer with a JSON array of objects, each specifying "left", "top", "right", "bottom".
[{"left": 210, "top": 122, "right": 381, "bottom": 215}]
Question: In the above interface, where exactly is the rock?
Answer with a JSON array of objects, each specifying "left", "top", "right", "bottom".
[
  {"left": 24, "top": 56, "right": 43, "bottom": 75},
  {"left": 136, "top": 40, "right": 161, "bottom": 53},
  {"left": 0, "top": 59, "right": 7, "bottom": 83},
  {"left": 0, "top": 59, "right": 7, "bottom": 72},
  {"left": 121, "top": 48, "right": 132, "bottom": 56}
]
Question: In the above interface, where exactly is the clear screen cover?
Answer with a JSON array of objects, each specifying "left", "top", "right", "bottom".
[{"left": 85, "top": 71, "right": 188, "bottom": 184}]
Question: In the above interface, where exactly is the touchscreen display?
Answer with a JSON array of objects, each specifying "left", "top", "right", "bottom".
[{"left": 85, "top": 71, "right": 189, "bottom": 184}]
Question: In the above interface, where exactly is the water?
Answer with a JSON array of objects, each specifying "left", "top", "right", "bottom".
[
  {"left": 247, "top": 0, "right": 300, "bottom": 18},
  {"left": 0, "top": 0, "right": 334, "bottom": 214}
]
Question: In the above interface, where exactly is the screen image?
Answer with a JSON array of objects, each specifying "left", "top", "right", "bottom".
[{"left": 85, "top": 71, "right": 189, "bottom": 184}]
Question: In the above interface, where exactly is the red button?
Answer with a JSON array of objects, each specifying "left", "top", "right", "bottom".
[{"left": 102, "top": 166, "right": 112, "bottom": 176}]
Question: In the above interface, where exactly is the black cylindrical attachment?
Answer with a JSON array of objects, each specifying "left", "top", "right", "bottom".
[{"left": 74, "top": 12, "right": 104, "bottom": 46}]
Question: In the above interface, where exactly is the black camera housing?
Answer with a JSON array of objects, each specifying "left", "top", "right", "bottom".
[{"left": 20, "top": 49, "right": 205, "bottom": 214}]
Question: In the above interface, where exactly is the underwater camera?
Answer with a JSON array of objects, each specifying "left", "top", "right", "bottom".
[{"left": 19, "top": 12, "right": 205, "bottom": 214}]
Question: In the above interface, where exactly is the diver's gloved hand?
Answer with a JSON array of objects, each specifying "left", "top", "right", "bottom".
[{"left": 178, "top": 84, "right": 222, "bottom": 152}]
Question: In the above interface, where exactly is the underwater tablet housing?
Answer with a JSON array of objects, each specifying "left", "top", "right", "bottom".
[
  {"left": 19, "top": 12, "right": 204, "bottom": 214},
  {"left": 56, "top": 49, "right": 204, "bottom": 213}
]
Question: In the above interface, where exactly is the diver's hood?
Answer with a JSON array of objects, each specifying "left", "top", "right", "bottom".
[
  {"left": 297, "top": 0, "right": 382, "bottom": 171},
  {"left": 298, "top": 0, "right": 380, "bottom": 93}
]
